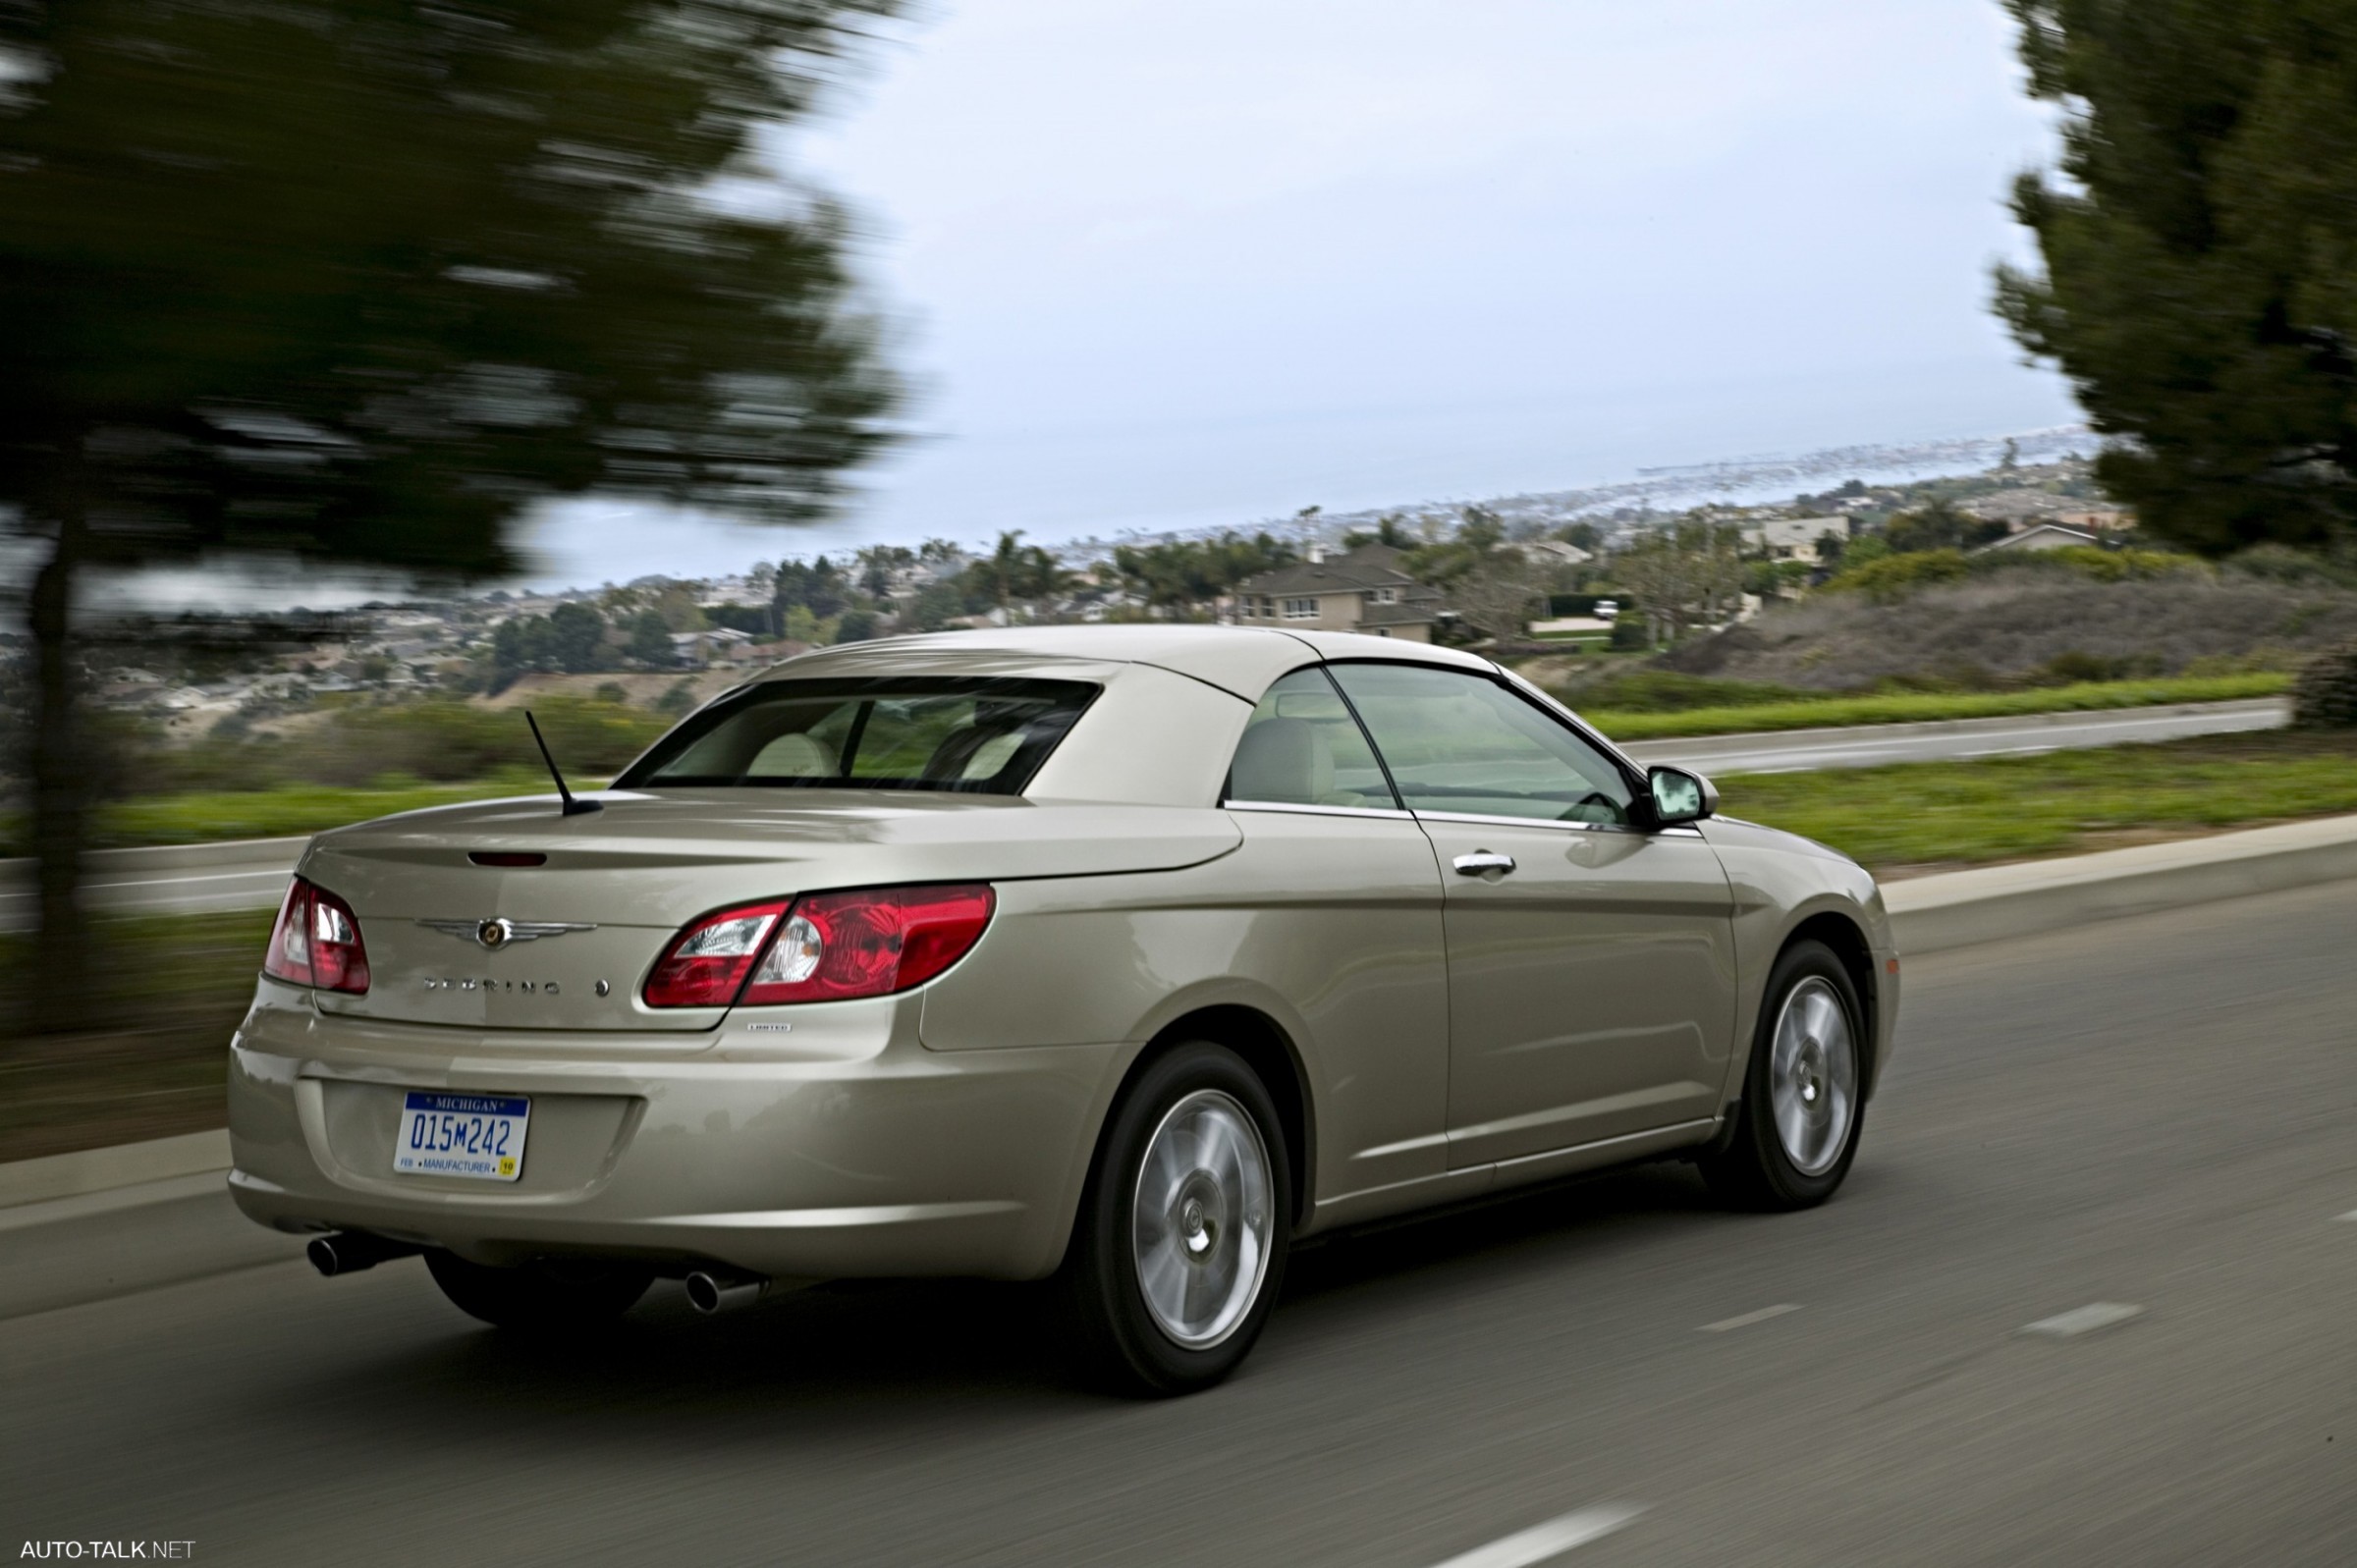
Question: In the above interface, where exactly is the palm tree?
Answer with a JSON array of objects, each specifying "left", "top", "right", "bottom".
[{"left": 988, "top": 530, "right": 1024, "bottom": 615}]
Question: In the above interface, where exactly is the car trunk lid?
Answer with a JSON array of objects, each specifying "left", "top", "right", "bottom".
[{"left": 299, "top": 789, "right": 1238, "bottom": 1032}]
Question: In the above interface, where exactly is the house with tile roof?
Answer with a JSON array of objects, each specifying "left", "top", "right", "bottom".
[{"left": 1227, "top": 543, "right": 1447, "bottom": 641}]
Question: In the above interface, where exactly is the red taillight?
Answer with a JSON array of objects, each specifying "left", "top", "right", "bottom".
[
  {"left": 262, "top": 877, "right": 371, "bottom": 995},
  {"left": 641, "top": 900, "right": 790, "bottom": 1008},
  {"left": 743, "top": 885, "right": 995, "bottom": 1005},
  {"left": 642, "top": 885, "right": 995, "bottom": 1009}
]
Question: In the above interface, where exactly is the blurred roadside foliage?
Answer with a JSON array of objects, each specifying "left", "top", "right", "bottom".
[
  {"left": 1998, "top": 1, "right": 2357, "bottom": 557},
  {"left": 0, "top": 0, "right": 902, "bottom": 1026},
  {"left": 0, "top": 911, "right": 273, "bottom": 1162},
  {"left": 0, "top": 695, "right": 673, "bottom": 849},
  {"left": 163, "top": 697, "right": 669, "bottom": 793}
]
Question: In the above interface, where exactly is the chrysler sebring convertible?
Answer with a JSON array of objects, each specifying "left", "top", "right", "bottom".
[{"left": 229, "top": 626, "right": 1898, "bottom": 1393}]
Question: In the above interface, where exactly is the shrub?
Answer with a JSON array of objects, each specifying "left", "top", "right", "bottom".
[
  {"left": 2224, "top": 543, "right": 2357, "bottom": 589},
  {"left": 2293, "top": 640, "right": 2357, "bottom": 730},
  {"left": 1836, "top": 535, "right": 1892, "bottom": 572},
  {"left": 1823, "top": 549, "right": 1971, "bottom": 599},
  {"left": 1985, "top": 545, "right": 2204, "bottom": 583},
  {"left": 2038, "top": 649, "right": 2163, "bottom": 684}
]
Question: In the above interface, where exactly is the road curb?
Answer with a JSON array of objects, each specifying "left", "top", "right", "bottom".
[
  {"left": 6, "top": 808, "right": 2357, "bottom": 1320},
  {"left": 1884, "top": 812, "right": 2357, "bottom": 954}
]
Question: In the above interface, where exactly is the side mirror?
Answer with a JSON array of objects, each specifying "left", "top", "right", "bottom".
[{"left": 1644, "top": 765, "right": 1718, "bottom": 828}]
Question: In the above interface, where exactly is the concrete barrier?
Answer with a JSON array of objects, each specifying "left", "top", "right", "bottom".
[
  {"left": 1886, "top": 813, "right": 2357, "bottom": 954},
  {"left": 0, "top": 835, "right": 309, "bottom": 883}
]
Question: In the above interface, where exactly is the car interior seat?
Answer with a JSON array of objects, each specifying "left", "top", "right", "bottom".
[
  {"left": 1229, "top": 716, "right": 1366, "bottom": 807},
  {"left": 746, "top": 731, "right": 839, "bottom": 779}
]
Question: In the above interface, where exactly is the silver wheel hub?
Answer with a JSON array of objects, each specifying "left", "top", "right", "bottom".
[
  {"left": 1131, "top": 1089, "right": 1274, "bottom": 1350},
  {"left": 1769, "top": 977, "right": 1857, "bottom": 1178}
]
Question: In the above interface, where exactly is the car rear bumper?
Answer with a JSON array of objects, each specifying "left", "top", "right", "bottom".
[{"left": 226, "top": 981, "right": 1130, "bottom": 1281}]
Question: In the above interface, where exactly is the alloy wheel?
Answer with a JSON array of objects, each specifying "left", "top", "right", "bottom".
[
  {"left": 1769, "top": 975, "right": 1857, "bottom": 1177},
  {"left": 1129, "top": 1088, "right": 1274, "bottom": 1349}
]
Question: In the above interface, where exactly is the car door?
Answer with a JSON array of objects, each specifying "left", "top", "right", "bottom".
[
  {"left": 1325, "top": 661, "right": 1737, "bottom": 1169},
  {"left": 1220, "top": 667, "right": 1454, "bottom": 1203}
]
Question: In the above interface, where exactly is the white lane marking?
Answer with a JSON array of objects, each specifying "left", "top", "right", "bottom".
[
  {"left": 1426, "top": 1505, "right": 1647, "bottom": 1568},
  {"left": 1699, "top": 1303, "right": 1802, "bottom": 1332},
  {"left": 2022, "top": 1302, "right": 2143, "bottom": 1338},
  {"left": 2336, "top": 1211, "right": 2357, "bottom": 1223}
]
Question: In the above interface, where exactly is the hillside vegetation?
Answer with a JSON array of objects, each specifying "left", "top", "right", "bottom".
[{"left": 1651, "top": 559, "right": 2357, "bottom": 692}]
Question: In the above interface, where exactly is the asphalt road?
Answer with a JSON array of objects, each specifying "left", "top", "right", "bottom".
[
  {"left": 7, "top": 878, "right": 2356, "bottom": 1566},
  {"left": 0, "top": 699, "right": 2293, "bottom": 931}
]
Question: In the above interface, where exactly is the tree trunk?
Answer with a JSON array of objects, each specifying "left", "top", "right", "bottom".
[{"left": 25, "top": 504, "right": 90, "bottom": 1035}]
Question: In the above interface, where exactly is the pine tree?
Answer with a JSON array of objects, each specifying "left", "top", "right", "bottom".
[{"left": 1997, "top": 0, "right": 2357, "bottom": 557}]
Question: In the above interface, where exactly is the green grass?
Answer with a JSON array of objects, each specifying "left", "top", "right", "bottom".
[
  {"left": 1719, "top": 729, "right": 2357, "bottom": 872},
  {"left": 0, "top": 771, "right": 552, "bottom": 855},
  {"left": 1581, "top": 672, "right": 2290, "bottom": 742}
]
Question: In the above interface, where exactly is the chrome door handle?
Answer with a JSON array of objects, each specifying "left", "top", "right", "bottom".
[{"left": 1453, "top": 852, "right": 1516, "bottom": 876}]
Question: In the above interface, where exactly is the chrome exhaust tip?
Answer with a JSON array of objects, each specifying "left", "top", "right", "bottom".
[
  {"left": 306, "top": 1231, "right": 422, "bottom": 1277},
  {"left": 685, "top": 1268, "right": 768, "bottom": 1316}
]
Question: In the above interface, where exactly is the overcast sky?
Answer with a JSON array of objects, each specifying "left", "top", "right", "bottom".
[{"left": 520, "top": 0, "right": 2081, "bottom": 587}]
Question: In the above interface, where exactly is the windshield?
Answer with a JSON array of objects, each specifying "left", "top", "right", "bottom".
[{"left": 615, "top": 676, "right": 1098, "bottom": 794}]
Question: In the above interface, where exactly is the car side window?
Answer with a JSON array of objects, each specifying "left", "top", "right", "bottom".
[
  {"left": 1325, "top": 663, "right": 1636, "bottom": 826},
  {"left": 1227, "top": 668, "right": 1400, "bottom": 810}
]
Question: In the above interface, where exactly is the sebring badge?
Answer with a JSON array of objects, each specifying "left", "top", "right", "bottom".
[{"left": 416, "top": 916, "right": 595, "bottom": 950}]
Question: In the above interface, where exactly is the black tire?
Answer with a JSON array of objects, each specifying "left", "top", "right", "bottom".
[
  {"left": 1065, "top": 1042, "right": 1292, "bottom": 1397},
  {"left": 424, "top": 1250, "right": 653, "bottom": 1331},
  {"left": 1699, "top": 939, "right": 1867, "bottom": 1212}
]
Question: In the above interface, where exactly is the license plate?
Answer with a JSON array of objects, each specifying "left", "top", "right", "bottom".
[{"left": 394, "top": 1092, "right": 529, "bottom": 1181}]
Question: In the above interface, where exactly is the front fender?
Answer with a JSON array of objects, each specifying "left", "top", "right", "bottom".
[{"left": 1700, "top": 818, "right": 1898, "bottom": 1099}]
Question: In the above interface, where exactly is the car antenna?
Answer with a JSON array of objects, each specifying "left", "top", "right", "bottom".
[{"left": 525, "top": 711, "right": 603, "bottom": 816}]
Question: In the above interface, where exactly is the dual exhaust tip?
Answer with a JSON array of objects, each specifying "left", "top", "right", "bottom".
[{"left": 307, "top": 1231, "right": 769, "bottom": 1316}]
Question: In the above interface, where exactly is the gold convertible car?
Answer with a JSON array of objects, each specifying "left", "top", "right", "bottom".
[{"left": 229, "top": 626, "right": 1899, "bottom": 1393}]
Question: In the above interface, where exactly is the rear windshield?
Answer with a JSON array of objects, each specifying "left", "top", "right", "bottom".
[{"left": 614, "top": 676, "right": 1098, "bottom": 794}]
